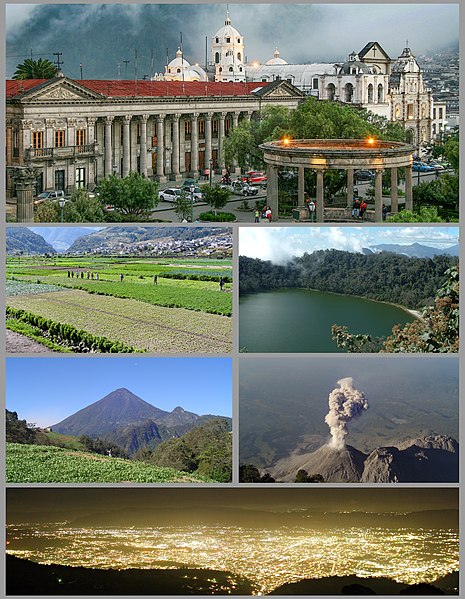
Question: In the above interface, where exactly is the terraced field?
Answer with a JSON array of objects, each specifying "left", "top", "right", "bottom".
[
  {"left": 7, "top": 289, "right": 231, "bottom": 353},
  {"left": 6, "top": 443, "right": 214, "bottom": 483},
  {"left": 6, "top": 257, "right": 232, "bottom": 353}
]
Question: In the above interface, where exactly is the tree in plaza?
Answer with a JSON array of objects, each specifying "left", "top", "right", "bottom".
[
  {"left": 200, "top": 184, "right": 231, "bottom": 214},
  {"left": 223, "top": 119, "right": 259, "bottom": 170},
  {"left": 387, "top": 206, "right": 452, "bottom": 223},
  {"left": 174, "top": 191, "right": 193, "bottom": 222},
  {"left": 13, "top": 58, "right": 57, "bottom": 80},
  {"left": 63, "top": 188, "right": 106, "bottom": 222},
  {"left": 34, "top": 200, "right": 60, "bottom": 222},
  {"left": 97, "top": 172, "right": 158, "bottom": 216}
]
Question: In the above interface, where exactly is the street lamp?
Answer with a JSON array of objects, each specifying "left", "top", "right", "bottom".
[
  {"left": 58, "top": 198, "right": 66, "bottom": 223},
  {"left": 189, "top": 184, "right": 195, "bottom": 223},
  {"left": 209, "top": 158, "right": 213, "bottom": 187}
]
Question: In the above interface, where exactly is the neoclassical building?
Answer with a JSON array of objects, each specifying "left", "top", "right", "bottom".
[{"left": 6, "top": 75, "right": 303, "bottom": 196}]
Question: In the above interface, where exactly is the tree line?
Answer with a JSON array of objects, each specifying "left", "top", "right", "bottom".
[{"left": 239, "top": 250, "right": 458, "bottom": 309}]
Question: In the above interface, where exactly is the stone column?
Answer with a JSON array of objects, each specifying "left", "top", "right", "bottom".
[
  {"left": 12, "top": 165, "right": 38, "bottom": 223},
  {"left": 298, "top": 166, "right": 305, "bottom": 206},
  {"left": 171, "top": 114, "right": 181, "bottom": 181},
  {"left": 45, "top": 119, "right": 54, "bottom": 149},
  {"left": 316, "top": 169, "right": 324, "bottom": 222},
  {"left": 218, "top": 112, "right": 226, "bottom": 172},
  {"left": 405, "top": 165, "right": 413, "bottom": 211},
  {"left": 179, "top": 117, "right": 186, "bottom": 175},
  {"left": 87, "top": 117, "right": 96, "bottom": 144},
  {"left": 139, "top": 115, "right": 148, "bottom": 177},
  {"left": 374, "top": 168, "right": 383, "bottom": 222},
  {"left": 104, "top": 116, "right": 114, "bottom": 177},
  {"left": 232, "top": 112, "right": 240, "bottom": 173},
  {"left": 191, "top": 113, "right": 199, "bottom": 178},
  {"left": 390, "top": 167, "right": 398, "bottom": 213},
  {"left": 266, "top": 164, "right": 278, "bottom": 221},
  {"left": 205, "top": 112, "right": 213, "bottom": 170},
  {"left": 67, "top": 118, "right": 76, "bottom": 148},
  {"left": 156, "top": 114, "right": 166, "bottom": 182},
  {"left": 346, "top": 167, "right": 354, "bottom": 207},
  {"left": 122, "top": 115, "right": 131, "bottom": 177}
]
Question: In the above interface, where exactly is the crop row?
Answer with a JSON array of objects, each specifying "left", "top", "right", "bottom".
[
  {"left": 7, "top": 289, "right": 232, "bottom": 353},
  {"left": 6, "top": 280, "right": 63, "bottom": 296},
  {"left": 6, "top": 443, "right": 213, "bottom": 483},
  {"left": 6, "top": 306, "right": 136, "bottom": 353},
  {"left": 21, "top": 275, "right": 232, "bottom": 316}
]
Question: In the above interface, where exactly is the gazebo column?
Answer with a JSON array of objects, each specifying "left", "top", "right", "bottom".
[
  {"left": 346, "top": 167, "right": 354, "bottom": 207},
  {"left": 374, "top": 169, "right": 383, "bottom": 222},
  {"left": 390, "top": 167, "right": 398, "bottom": 213},
  {"left": 405, "top": 165, "right": 413, "bottom": 211},
  {"left": 298, "top": 166, "right": 305, "bottom": 205},
  {"left": 266, "top": 164, "right": 278, "bottom": 221},
  {"left": 315, "top": 169, "right": 324, "bottom": 222}
]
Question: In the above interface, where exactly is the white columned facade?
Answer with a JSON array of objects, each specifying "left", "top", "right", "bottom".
[
  {"left": 191, "top": 113, "right": 199, "bottom": 178},
  {"left": 139, "top": 115, "right": 148, "bottom": 177},
  {"left": 104, "top": 116, "right": 114, "bottom": 177},
  {"left": 156, "top": 114, "right": 165, "bottom": 182},
  {"left": 122, "top": 115, "right": 131, "bottom": 177}
]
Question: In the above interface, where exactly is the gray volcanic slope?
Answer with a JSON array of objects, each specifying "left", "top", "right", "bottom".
[
  {"left": 52, "top": 388, "right": 169, "bottom": 437},
  {"left": 272, "top": 436, "right": 458, "bottom": 483}
]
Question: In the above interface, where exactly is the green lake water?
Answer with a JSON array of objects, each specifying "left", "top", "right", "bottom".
[{"left": 239, "top": 288, "right": 416, "bottom": 353}]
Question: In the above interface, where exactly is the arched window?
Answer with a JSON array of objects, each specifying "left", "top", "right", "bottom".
[
  {"left": 215, "top": 52, "right": 220, "bottom": 64},
  {"left": 368, "top": 83, "right": 373, "bottom": 103},
  {"left": 405, "top": 128, "right": 414, "bottom": 144},
  {"left": 219, "top": 67, "right": 223, "bottom": 73},
  {"left": 344, "top": 83, "right": 354, "bottom": 102},
  {"left": 326, "top": 83, "right": 336, "bottom": 101},
  {"left": 377, "top": 83, "right": 383, "bottom": 103},
  {"left": 229, "top": 66, "right": 233, "bottom": 72},
  {"left": 215, "top": 37, "right": 219, "bottom": 43},
  {"left": 226, "top": 37, "right": 230, "bottom": 43},
  {"left": 177, "top": 68, "right": 181, "bottom": 73},
  {"left": 239, "top": 67, "right": 243, "bottom": 72},
  {"left": 237, "top": 52, "right": 242, "bottom": 61},
  {"left": 237, "top": 38, "right": 241, "bottom": 44}
]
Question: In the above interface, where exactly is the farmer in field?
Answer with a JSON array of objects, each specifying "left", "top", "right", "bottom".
[
  {"left": 153, "top": 274, "right": 158, "bottom": 285},
  {"left": 120, "top": 273, "right": 124, "bottom": 282},
  {"left": 219, "top": 276, "right": 225, "bottom": 291}
]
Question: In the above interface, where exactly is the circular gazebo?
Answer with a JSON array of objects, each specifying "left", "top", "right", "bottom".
[{"left": 259, "top": 138, "right": 415, "bottom": 222}]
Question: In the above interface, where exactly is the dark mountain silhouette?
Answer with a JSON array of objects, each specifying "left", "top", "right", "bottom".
[
  {"left": 272, "top": 436, "right": 458, "bottom": 483},
  {"left": 51, "top": 388, "right": 231, "bottom": 454},
  {"left": 6, "top": 554, "right": 255, "bottom": 595},
  {"left": 6, "top": 227, "right": 56, "bottom": 255},
  {"left": 52, "top": 388, "right": 168, "bottom": 437}
]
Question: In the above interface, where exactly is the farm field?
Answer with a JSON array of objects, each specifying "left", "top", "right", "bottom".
[
  {"left": 6, "top": 257, "right": 232, "bottom": 353},
  {"left": 6, "top": 443, "right": 214, "bottom": 483}
]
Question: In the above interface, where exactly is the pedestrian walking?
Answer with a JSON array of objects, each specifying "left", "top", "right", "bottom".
[
  {"left": 153, "top": 274, "right": 158, "bottom": 285},
  {"left": 254, "top": 209, "right": 260, "bottom": 223},
  {"left": 120, "top": 273, "right": 124, "bottom": 282}
]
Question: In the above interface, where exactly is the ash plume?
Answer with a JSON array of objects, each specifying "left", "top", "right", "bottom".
[{"left": 325, "top": 377, "right": 368, "bottom": 450}]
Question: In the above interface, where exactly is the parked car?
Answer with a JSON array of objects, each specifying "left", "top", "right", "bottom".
[
  {"left": 412, "top": 161, "right": 436, "bottom": 172},
  {"left": 427, "top": 161, "right": 445, "bottom": 171},
  {"left": 230, "top": 180, "right": 259, "bottom": 196},
  {"left": 182, "top": 185, "right": 203, "bottom": 201},
  {"left": 241, "top": 171, "right": 267, "bottom": 184},
  {"left": 355, "top": 170, "right": 374, "bottom": 182},
  {"left": 34, "top": 190, "right": 65, "bottom": 205},
  {"left": 158, "top": 188, "right": 184, "bottom": 203}
]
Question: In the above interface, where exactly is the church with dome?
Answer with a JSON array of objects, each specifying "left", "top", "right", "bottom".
[{"left": 164, "top": 10, "right": 445, "bottom": 147}]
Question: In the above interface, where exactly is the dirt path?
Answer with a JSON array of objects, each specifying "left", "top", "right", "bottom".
[{"left": 6, "top": 329, "right": 54, "bottom": 354}]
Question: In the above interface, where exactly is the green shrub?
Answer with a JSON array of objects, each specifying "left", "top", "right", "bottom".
[{"left": 198, "top": 211, "right": 236, "bottom": 222}]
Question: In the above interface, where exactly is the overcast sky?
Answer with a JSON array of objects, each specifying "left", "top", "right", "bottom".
[
  {"left": 239, "top": 226, "right": 459, "bottom": 262},
  {"left": 6, "top": 3, "right": 458, "bottom": 79}
]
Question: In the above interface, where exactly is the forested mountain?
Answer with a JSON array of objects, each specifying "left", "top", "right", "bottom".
[{"left": 239, "top": 250, "right": 458, "bottom": 309}]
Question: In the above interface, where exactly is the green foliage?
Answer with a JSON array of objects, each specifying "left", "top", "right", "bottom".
[
  {"left": 224, "top": 119, "right": 260, "bottom": 170},
  {"left": 239, "top": 251, "right": 457, "bottom": 310},
  {"left": 6, "top": 442, "right": 214, "bottom": 483},
  {"left": 200, "top": 184, "right": 231, "bottom": 213},
  {"left": 174, "top": 191, "right": 193, "bottom": 222},
  {"left": 239, "top": 464, "right": 275, "bottom": 483},
  {"left": 6, "top": 410, "right": 37, "bottom": 444},
  {"left": 387, "top": 206, "right": 454, "bottom": 223},
  {"left": 13, "top": 58, "right": 57, "bottom": 79},
  {"left": 97, "top": 172, "right": 158, "bottom": 215},
  {"left": 62, "top": 189, "right": 106, "bottom": 222},
  {"left": 79, "top": 435, "right": 127, "bottom": 458},
  {"left": 6, "top": 306, "right": 136, "bottom": 352},
  {"left": 147, "top": 419, "right": 232, "bottom": 482},
  {"left": 411, "top": 173, "right": 459, "bottom": 218},
  {"left": 333, "top": 266, "right": 459, "bottom": 353},
  {"left": 198, "top": 211, "right": 236, "bottom": 222},
  {"left": 294, "top": 469, "right": 325, "bottom": 483},
  {"left": 34, "top": 200, "right": 60, "bottom": 222},
  {"left": 6, "top": 318, "right": 72, "bottom": 352}
]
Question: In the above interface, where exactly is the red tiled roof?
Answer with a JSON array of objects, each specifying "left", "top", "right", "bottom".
[
  {"left": 6, "top": 79, "right": 48, "bottom": 97},
  {"left": 6, "top": 78, "right": 268, "bottom": 98}
]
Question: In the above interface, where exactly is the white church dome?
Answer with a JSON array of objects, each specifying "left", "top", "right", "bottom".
[
  {"left": 266, "top": 48, "right": 288, "bottom": 66},
  {"left": 168, "top": 48, "right": 190, "bottom": 70},
  {"left": 213, "top": 11, "right": 242, "bottom": 43}
]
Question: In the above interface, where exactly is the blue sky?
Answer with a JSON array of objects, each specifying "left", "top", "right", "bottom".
[
  {"left": 239, "top": 226, "right": 459, "bottom": 263},
  {"left": 7, "top": 357, "right": 232, "bottom": 427}
]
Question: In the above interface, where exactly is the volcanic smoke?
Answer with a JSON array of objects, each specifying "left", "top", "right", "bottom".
[{"left": 325, "top": 377, "right": 369, "bottom": 450}]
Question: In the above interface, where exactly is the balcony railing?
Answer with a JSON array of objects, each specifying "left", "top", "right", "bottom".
[{"left": 26, "top": 143, "right": 98, "bottom": 161}]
